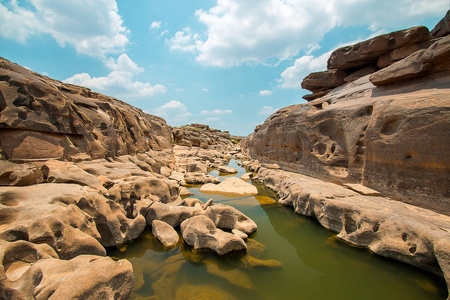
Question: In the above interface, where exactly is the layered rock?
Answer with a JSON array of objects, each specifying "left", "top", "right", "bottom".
[
  {"left": 172, "top": 124, "right": 237, "bottom": 149},
  {"left": 301, "top": 12, "right": 450, "bottom": 101},
  {"left": 0, "top": 57, "right": 172, "bottom": 161},
  {"left": 244, "top": 15, "right": 450, "bottom": 215}
]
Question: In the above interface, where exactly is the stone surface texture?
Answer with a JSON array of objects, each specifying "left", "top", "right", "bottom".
[
  {"left": 180, "top": 215, "right": 247, "bottom": 255},
  {"left": 172, "top": 124, "right": 237, "bottom": 149},
  {"left": 243, "top": 72, "right": 450, "bottom": 215},
  {"left": 253, "top": 167, "right": 450, "bottom": 296},
  {"left": 0, "top": 57, "right": 172, "bottom": 161},
  {"left": 200, "top": 177, "right": 258, "bottom": 197}
]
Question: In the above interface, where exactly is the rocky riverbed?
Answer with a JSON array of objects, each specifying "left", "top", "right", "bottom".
[{"left": 0, "top": 10, "right": 449, "bottom": 299}]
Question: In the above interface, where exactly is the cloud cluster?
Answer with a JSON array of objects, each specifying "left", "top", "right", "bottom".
[
  {"left": 259, "top": 90, "right": 273, "bottom": 96},
  {"left": 168, "top": 0, "right": 447, "bottom": 67},
  {"left": 0, "top": 0, "right": 129, "bottom": 58},
  {"left": 152, "top": 100, "right": 192, "bottom": 126},
  {"left": 200, "top": 109, "right": 233, "bottom": 115},
  {"left": 64, "top": 54, "right": 167, "bottom": 100},
  {"left": 279, "top": 51, "right": 331, "bottom": 89}
]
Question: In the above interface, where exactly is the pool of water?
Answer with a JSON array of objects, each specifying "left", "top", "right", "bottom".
[{"left": 109, "top": 159, "right": 448, "bottom": 300}]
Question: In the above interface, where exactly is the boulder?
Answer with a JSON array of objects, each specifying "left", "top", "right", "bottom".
[
  {"left": 327, "top": 26, "right": 430, "bottom": 70},
  {"left": 186, "top": 162, "right": 208, "bottom": 173},
  {"left": 241, "top": 172, "right": 253, "bottom": 181},
  {"left": 184, "top": 173, "right": 220, "bottom": 184},
  {"left": 200, "top": 177, "right": 258, "bottom": 197},
  {"left": 0, "top": 183, "right": 146, "bottom": 257},
  {"left": 145, "top": 202, "right": 203, "bottom": 227},
  {"left": 152, "top": 220, "right": 179, "bottom": 248},
  {"left": 0, "top": 161, "right": 40, "bottom": 186},
  {"left": 218, "top": 165, "right": 238, "bottom": 174},
  {"left": 376, "top": 40, "right": 432, "bottom": 69},
  {"left": 301, "top": 70, "right": 347, "bottom": 93},
  {"left": 205, "top": 203, "right": 258, "bottom": 235},
  {"left": 42, "top": 160, "right": 107, "bottom": 193},
  {"left": 369, "top": 35, "right": 450, "bottom": 86},
  {"left": 0, "top": 240, "right": 133, "bottom": 300},
  {"left": 180, "top": 215, "right": 247, "bottom": 255}
]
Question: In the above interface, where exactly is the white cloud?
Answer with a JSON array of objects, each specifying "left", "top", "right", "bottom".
[
  {"left": 175, "top": 88, "right": 184, "bottom": 92},
  {"left": 64, "top": 54, "right": 166, "bottom": 100},
  {"left": 259, "top": 90, "right": 273, "bottom": 96},
  {"left": 168, "top": 0, "right": 447, "bottom": 67},
  {"left": 200, "top": 109, "right": 233, "bottom": 115},
  {"left": 0, "top": 0, "right": 129, "bottom": 58},
  {"left": 160, "top": 30, "right": 169, "bottom": 37},
  {"left": 152, "top": 100, "right": 193, "bottom": 125},
  {"left": 202, "top": 117, "right": 220, "bottom": 123},
  {"left": 259, "top": 106, "right": 278, "bottom": 115},
  {"left": 167, "top": 28, "right": 199, "bottom": 53},
  {"left": 150, "top": 21, "right": 161, "bottom": 29},
  {"left": 202, "top": 88, "right": 208, "bottom": 92},
  {"left": 279, "top": 51, "right": 331, "bottom": 89}
]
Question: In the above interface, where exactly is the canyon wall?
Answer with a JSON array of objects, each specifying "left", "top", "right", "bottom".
[
  {"left": 242, "top": 14, "right": 450, "bottom": 215},
  {"left": 0, "top": 58, "right": 172, "bottom": 162}
]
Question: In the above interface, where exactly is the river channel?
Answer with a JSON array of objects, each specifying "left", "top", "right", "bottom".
[{"left": 108, "top": 159, "right": 447, "bottom": 300}]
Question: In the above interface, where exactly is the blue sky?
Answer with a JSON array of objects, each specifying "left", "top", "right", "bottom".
[{"left": 0, "top": 0, "right": 448, "bottom": 136}]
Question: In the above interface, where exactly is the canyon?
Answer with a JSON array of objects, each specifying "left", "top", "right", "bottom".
[{"left": 0, "top": 10, "right": 449, "bottom": 300}]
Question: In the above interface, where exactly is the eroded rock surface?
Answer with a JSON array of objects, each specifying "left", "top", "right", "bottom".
[
  {"left": 172, "top": 124, "right": 238, "bottom": 149},
  {"left": 0, "top": 57, "right": 172, "bottom": 161},
  {"left": 253, "top": 167, "right": 450, "bottom": 295},
  {"left": 180, "top": 215, "right": 247, "bottom": 255}
]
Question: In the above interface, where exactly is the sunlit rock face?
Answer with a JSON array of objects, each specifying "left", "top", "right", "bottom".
[
  {"left": 242, "top": 18, "right": 450, "bottom": 215},
  {"left": 0, "top": 57, "right": 172, "bottom": 161}
]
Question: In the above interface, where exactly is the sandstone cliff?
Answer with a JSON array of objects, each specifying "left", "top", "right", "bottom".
[
  {"left": 242, "top": 16, "right": 450, "bottom": 215},
  {"left": 0, "top": 57, "right": 172, "bottom": 162}
]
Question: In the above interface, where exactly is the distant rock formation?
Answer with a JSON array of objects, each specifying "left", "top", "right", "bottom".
[
  {"left": 172, "top": 123, "right": 238, "bottom": 149},
  {"left": 242, "top": 11, "right": 450, "bottom": 215},
  {"left": 0, "top": 57, "right": 172, "bottom": 161}
]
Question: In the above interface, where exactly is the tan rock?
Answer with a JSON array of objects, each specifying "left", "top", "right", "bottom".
[
  {"left": 369, "top": 36, "right": 450, "bottom": 86},
  {"left": 205, "top": 203, "right": 258, "bottom": 235},
  {"left": 301, "top": 70, "right": 347, "bottom": 93},
  {"left": 200, "top": 177, "right": 258, "bottom": 197},
  {"left": 152, "top": 220, "right": 179, "bottom": 248},
  {"left": 42, "top": 160, "right": 107, "bottom": 193},
  {"left": 0, "top": 161, "right": 40, "bottom": 186},
  {"left": 328, "top": 26, "right": 430, "bottom": 70},
  {"left": 180, "top": 215, "right": 247, "bottom": 255},
  {"left": 0, "top": 57, "right": 171, "bottom": 161},
  {"left": 0, "top": 240, "right": 133, "bottom": 300},
  {"left": 241, "top": 172, "right": 253, "bottom": 181},
  {"left": 146, "top": 202, "right": 204, "bottom": 227},
  {"left": 185, "top": 172, "right": 220, "bottom": 184},
  {"left": 218, "top": 165, "right": 238, "bottom": 173}
]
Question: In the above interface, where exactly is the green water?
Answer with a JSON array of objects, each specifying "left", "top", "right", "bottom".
[{"left": 109, "top": 160, "right": 448, "bottom": 300}]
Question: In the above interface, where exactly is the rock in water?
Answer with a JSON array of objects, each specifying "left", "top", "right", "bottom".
[
  {"left": 180, "top": 215, "right": 247, "bottom": 255},
  {"left": 200, "top": 177, "right": 258, "bottom": 197},
  {"left": 152, "top": 220, "right": 179, "bottom": 248}
]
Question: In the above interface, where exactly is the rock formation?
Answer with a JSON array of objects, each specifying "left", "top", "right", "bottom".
[
  {"left": 172, "top": 123, "right": 238, "bottom": 149},
  {"left": 242, "top": 14, "right": 450, "bottom": 215},
  {"left": 0, "top": 57, "right": 172, "bottom": 161},
  {"left": 242, "top": 11, "right": 450, "bottom": 296}
]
